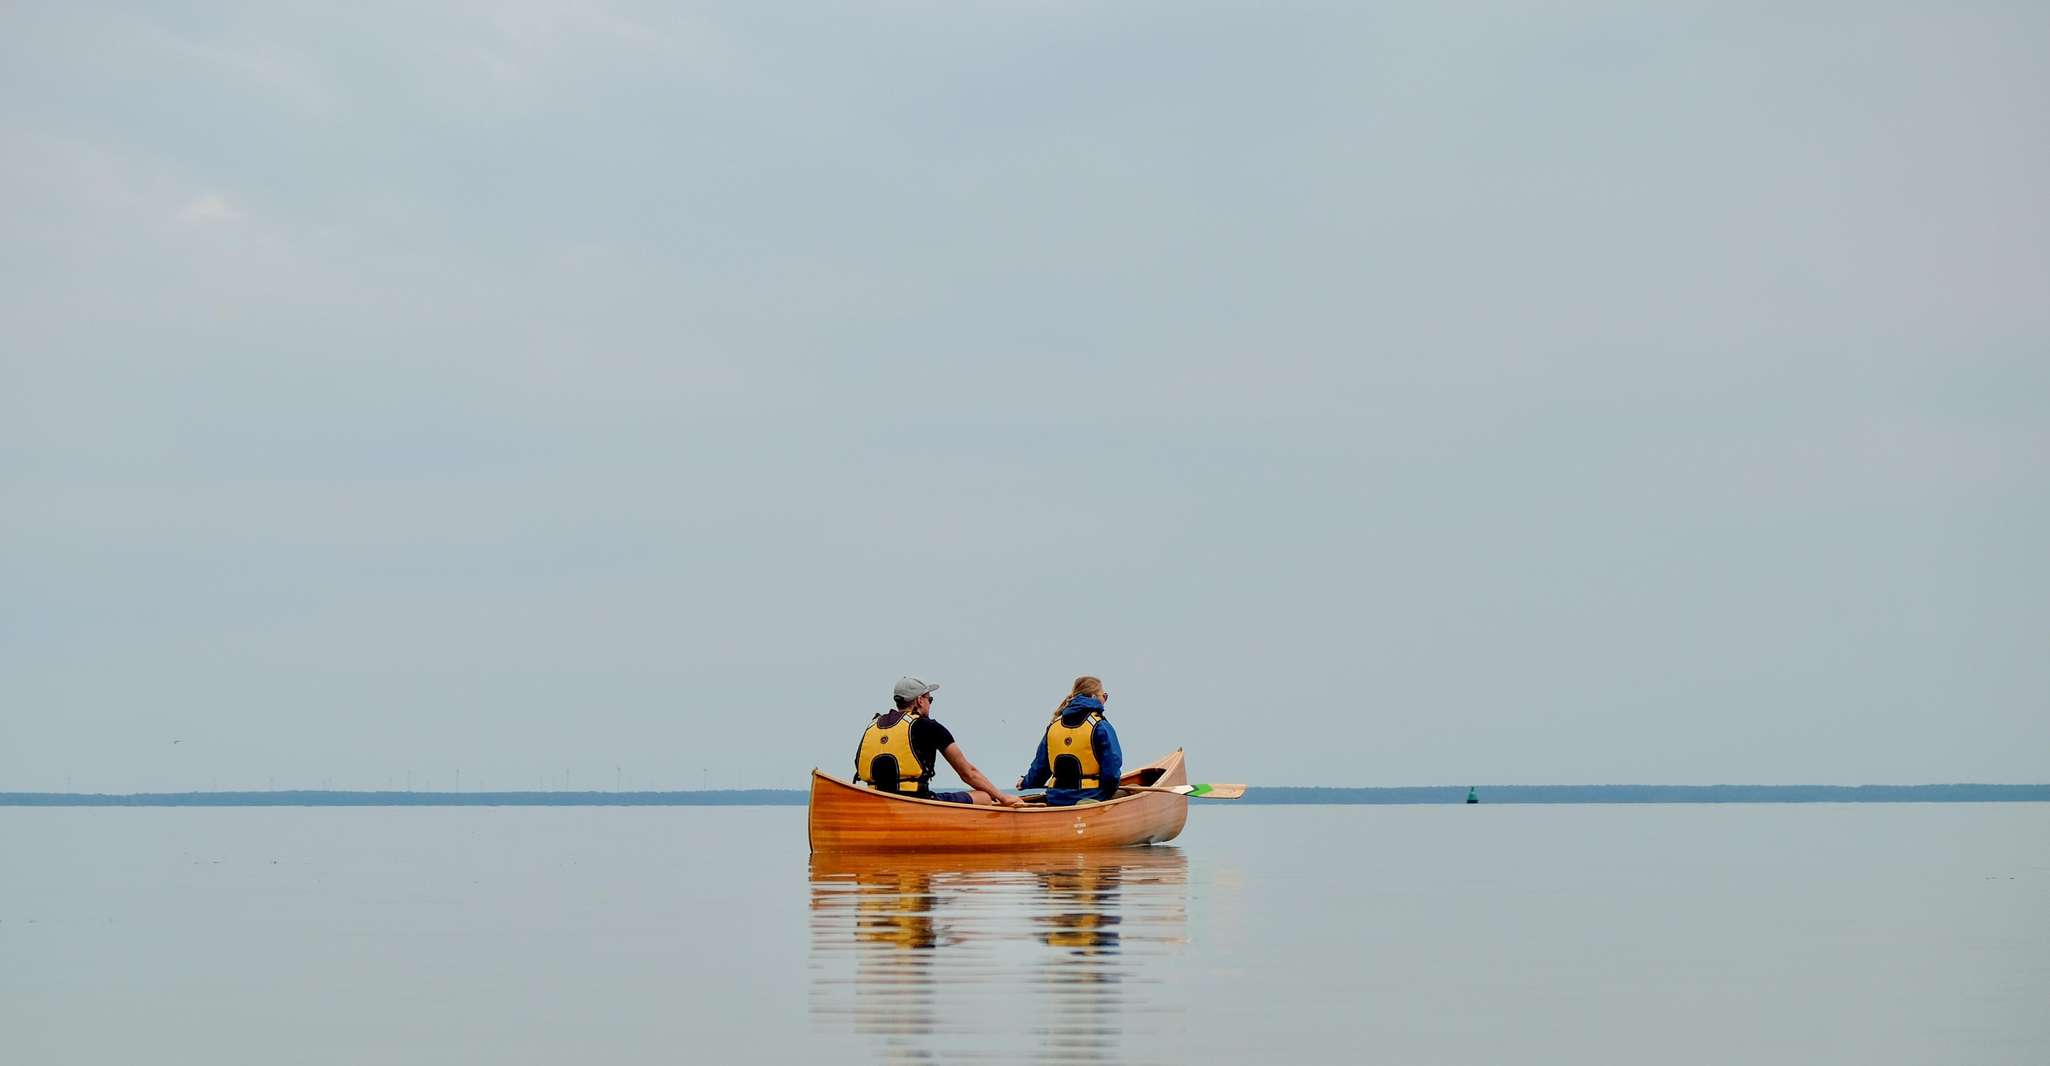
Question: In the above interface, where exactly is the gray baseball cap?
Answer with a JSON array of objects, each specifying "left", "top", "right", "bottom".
[{"left": 893, "top": 676, "right": 940, "bottom": 701}]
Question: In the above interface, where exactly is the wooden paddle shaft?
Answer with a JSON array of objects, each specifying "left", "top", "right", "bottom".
[{"left": 1128, "top": 783, "right": 1247, "bottom": 800}]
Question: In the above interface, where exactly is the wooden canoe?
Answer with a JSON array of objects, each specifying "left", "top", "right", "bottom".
[{"left": 808, "top": 749, "right": 1191, "bottom": 852}]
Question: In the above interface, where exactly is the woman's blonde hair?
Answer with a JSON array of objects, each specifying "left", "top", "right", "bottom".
[{"left": 1054, "top": 675, "right": 1106, "bottom": 718}]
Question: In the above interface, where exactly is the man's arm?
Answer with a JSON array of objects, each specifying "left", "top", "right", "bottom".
[{"left": 940, "top": 743, "right": 1024, "bottom": 807}]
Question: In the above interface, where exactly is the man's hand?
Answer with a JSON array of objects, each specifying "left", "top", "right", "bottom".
[{"left": 997, "top": 793, "right": 1026, "bottom": 809}]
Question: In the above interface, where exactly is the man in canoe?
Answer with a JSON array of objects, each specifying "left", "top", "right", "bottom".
[
  {"left": 854, "top": 676, "right": 1026, "bottom": 807},
  {"left": 1018, "top": 675, "right": 1124, "bottom": 806}
]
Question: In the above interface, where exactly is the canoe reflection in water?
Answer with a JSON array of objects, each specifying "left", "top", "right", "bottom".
[{"left": 809, "top": 848, "right": 1190, "bottom": 1064}]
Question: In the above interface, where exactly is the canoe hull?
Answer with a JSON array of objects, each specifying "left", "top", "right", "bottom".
[{"left": 808, "top": 749, "right": 1190, "bottom": 852}]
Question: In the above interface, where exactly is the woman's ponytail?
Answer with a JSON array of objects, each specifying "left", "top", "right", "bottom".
[{"left": 1053, "top": 675, "right": 1106, "bottom": 719}]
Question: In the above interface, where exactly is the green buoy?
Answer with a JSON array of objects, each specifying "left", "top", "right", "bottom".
[{"left": 1465, "top": 786, "right": 1479, "bottom": 804}]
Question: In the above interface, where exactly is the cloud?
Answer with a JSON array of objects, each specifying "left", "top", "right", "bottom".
[
  {"left": 174, "top": 193, "right": 245, "bottom": 227},
  {"left": 143, "top": 22, "right": 343, "bottom": 117}
]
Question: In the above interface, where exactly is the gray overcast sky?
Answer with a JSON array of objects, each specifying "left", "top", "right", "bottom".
[{"left": 3, "top": 2, "right": 2045, "bottom": 792}]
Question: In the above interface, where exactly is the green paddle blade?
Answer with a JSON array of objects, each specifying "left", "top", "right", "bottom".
[{"left": 1146, "top": 782, "right": 1245, "bottom": 799}]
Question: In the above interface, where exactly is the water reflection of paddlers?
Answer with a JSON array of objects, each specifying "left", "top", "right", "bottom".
[
  {"left": 808, "top": 848, "right": 1190, "bottom": 1062},
  {"left": 814, "top": 865, "right": 949, "bottom": 952},
  {"left": 1036, "top": 860, "right": 1127, "bottom": 958},
  {"left": 808, "top": 846, "right": 1190, "bottom": 894},
  {"left": 808, "top": 848, "right": 1190, "bottom": 957}
]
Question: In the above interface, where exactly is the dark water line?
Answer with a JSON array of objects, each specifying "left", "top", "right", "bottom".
[{"left": 6, "top": 784, "right": 2048, "bottom": 806}]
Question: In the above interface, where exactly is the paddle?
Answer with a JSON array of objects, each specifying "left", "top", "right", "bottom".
[{"left": 1127, "top": 783, "right": 1246, "bottom": 800}]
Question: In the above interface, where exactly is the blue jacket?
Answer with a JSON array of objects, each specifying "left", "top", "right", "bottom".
[{"left": 1020, "top": 697, "right": 1122, "bottom": 806}]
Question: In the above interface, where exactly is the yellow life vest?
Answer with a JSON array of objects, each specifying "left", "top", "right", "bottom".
[
  {"left": 1039, "top": 712, "right": 1104, "bottom": 790},
  {"left": 855, "top": 711, "right": 931, "bottom": 793}
]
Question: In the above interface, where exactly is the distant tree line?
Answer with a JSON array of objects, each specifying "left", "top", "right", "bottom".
[
  {"left": 1245, "top": 784, "right": 2050, "bottom": 804},
  {"left": 3, "top": 784, "right": 2045, "bottom": 806},
  {"left": 0, "top": 790, "right": 810, "bottom": 807}
]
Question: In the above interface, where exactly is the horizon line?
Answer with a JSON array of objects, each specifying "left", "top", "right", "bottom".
[
  {"left": 4, "top": 783, "right": 2047, "bottom": 807},
  {"left": 7, "top": 781, "right": 2050, "bottom": 795}
]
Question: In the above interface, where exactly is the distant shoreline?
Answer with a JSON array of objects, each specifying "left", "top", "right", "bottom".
[{"left": 3, "top": 784, "right": 2046, "bottom": 807}]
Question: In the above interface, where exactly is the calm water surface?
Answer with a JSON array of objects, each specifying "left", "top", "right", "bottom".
[{"left": 4, "top": 804, "right": 2045, "bottom": 1064}]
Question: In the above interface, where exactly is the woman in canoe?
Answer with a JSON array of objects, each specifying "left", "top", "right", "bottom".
[{"left": 1018, "top": 676, "right": 1124, "bottom": 807}]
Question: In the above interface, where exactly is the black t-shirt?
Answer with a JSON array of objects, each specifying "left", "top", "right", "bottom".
[{"left": 864, "top": 711, "right": 956, "bottom": 794}]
